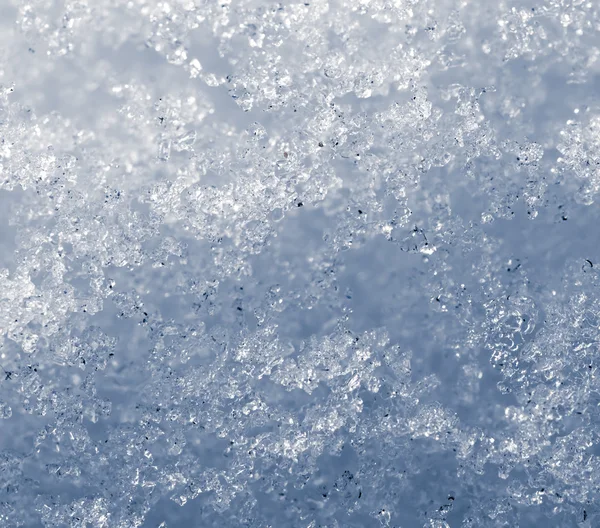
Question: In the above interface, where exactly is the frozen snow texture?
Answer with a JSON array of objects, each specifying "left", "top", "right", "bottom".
[{"left": 1, "top": 0, "right": 600, "bottom": 526}]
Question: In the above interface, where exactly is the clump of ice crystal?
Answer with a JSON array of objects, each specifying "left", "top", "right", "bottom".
[{"left": 2, "top": 0, "right": 600, "bottom": 526}]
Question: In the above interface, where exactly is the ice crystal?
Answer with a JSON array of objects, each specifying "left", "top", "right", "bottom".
[{"left": 2, "top": 0, "right": 600, "bottom": 526}]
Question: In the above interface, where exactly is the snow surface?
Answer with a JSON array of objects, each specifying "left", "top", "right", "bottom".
[{"left": 1, "top": 0, "right": 600, "bottom": 526}]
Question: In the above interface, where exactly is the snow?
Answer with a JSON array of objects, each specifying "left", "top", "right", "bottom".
[{"left": 1, "top": 0, "right": 600, "bottom": 526}]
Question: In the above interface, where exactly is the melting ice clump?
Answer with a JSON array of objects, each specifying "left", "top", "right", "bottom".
[{"left": 2, "top": 0, "right": 600, "bottom": 526}]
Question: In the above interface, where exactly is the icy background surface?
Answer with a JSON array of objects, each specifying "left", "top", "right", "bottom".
[{"left": 1, "top": 0, "right": 600, "bottom": 526}]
